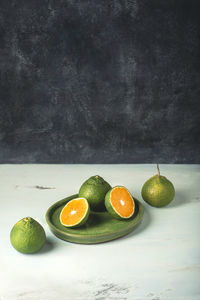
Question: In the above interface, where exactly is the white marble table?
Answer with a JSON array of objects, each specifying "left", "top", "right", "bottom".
[{"left": 0, "top": 164, "right": 200, "bottom": 300}]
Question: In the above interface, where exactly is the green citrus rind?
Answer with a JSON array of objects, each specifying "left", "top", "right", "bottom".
[
  {"left": 105, "top": 186, "right": 135, "bottom": 220},
  {"left": 142, "top": 175, "right": 175, "bottom": 207},
  {"left": 79, "top": 175, "right": 111, "bottom": 211},
  {"left": 10, "top": 217, "right": 46, "bottom": 254},
  {"left": 59, "top": 197, "right": 90, "bottom": 228}
]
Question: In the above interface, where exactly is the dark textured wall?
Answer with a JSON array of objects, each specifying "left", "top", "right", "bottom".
[{"left": 0, "top": 0, "right": 200, "bottom": 163}]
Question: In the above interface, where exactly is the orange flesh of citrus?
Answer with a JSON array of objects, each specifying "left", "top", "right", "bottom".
[
  {"left": 110, "top": 187, "right": 135, "bottom": 218},
  {"left": 60, "top": 198, "right": 88, "bottom": 226}
]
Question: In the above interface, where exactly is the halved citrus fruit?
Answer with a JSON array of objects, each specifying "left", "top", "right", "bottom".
[
  {"left": 105, "top": 186, "right": 135, "bottom": 220},
  {"left": 60, "top": 198, "right": 90, "bottom": 228}
]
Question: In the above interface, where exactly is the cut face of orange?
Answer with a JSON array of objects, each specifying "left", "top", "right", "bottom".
[
  {"left": 60, "top": 198, "right": 90, "bottom": 228},
  {"left": 105, "top": 186, "right": 135, "bottom": 220}
]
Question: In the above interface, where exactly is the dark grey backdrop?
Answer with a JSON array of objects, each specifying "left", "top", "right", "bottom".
[{"left": 0, "top": 0, "right": 200, "bottom": 163}]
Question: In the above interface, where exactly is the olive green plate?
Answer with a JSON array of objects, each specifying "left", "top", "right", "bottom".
[{"left": 46, "top": 194, "right": 144, "bottom": 244}]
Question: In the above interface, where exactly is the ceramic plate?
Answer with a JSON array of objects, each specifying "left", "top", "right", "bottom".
[{"left": 46, "top": 194, "right": 144, "bottom": 244}]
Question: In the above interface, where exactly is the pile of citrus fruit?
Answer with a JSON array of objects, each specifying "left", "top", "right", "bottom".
[
  {"left": 60, "top": 175, "right": 136, "bottom": 228},
  {"left": 10, "top": 165, "right": 175, "bottom": 253}
]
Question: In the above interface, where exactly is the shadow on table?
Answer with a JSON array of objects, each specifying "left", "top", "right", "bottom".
[
  {"left": 37, "top": 236, "right": 57, "bottom": 254},
  {"left": 168, "top": 190, "right": 188, "bottom": 208},
  {"left": 116, "top": 191, "right": 191, "bottom": 242},
  {"left": 121, "top": 204, "right": 151, "bottom": 240}
]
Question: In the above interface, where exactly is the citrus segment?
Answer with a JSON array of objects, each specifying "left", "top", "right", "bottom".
[
  {"left": 60, "top": 198, "right": 90, "bottom": 228},
  {"left": 105, "top": 186, "right": 135, "bottom": 220}
]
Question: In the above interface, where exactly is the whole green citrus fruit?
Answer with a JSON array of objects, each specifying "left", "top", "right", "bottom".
[
  {"left": 79, "top": 175, "right": 111, "bottom": 211},
  {"left": 10, "top": 217, "right": 46, "bottom": 254},
  {"left": 141, "top": 165, "right": 175, "bottom": 207}
]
